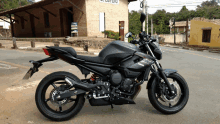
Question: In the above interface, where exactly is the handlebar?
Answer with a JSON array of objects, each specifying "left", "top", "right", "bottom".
[{"left": 130, "top": 31, "right": 157, "bottom": 45}]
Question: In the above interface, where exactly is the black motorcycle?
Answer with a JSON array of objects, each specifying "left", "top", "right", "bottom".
[{"left": 23, "top": 13, "right": 189, "bottom": 121}]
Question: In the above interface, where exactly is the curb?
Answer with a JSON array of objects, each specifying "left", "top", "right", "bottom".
[
  {"left": 162, "top": 44, "right": 220, "bottom": 53},
  {"left": 17, "top": 48, "right": 96, "bottom": 55},
  {"left": 0, "top": 47, "right": 97, "bottom": 55}
]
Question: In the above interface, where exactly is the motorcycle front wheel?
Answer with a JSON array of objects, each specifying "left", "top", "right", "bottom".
[{"left": 148, "top": 72, "right": 189, "bottom": 114}]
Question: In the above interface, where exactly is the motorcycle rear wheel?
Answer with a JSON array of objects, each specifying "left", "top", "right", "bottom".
[
  {"left": 148, "top": 72, "right": 189, "bottom": 114},
  {"left": 35, "top": 71, "right": 85, "bottom": 121}
]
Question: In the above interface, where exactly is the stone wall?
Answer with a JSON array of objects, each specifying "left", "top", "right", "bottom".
[
  {"left": 0, "top": 29, "right": 11, "bottom": 38},
  {"left": 64, "top": 37, "right": 115, "bottom": 49},
  {"left": 159, "top": 34, "right": 188, "bottom": 43}
]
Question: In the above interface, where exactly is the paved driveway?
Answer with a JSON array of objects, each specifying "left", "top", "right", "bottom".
[{"left": 0, "top": 47, "right": 220, "bottom": 124}]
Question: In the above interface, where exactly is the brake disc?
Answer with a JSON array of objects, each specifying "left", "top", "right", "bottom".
[{"left": 158, "top": 80, "right": 181, "bottom": 106}]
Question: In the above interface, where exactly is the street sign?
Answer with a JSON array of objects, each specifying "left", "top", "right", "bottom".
[{"left": 99, "top": 0, "right": 119, "bottom": 4}]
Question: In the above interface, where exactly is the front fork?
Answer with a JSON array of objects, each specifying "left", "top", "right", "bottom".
[
  {"left": 154, "top": 61, "right": 175, "bottom": 95},
  {"left": 145, "top": 43, "right": 175, "bottom": 95}
]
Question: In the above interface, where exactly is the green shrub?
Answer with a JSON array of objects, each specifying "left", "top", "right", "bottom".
[{"left": 102, "top": 30, "right": 120, "bottom": 40}]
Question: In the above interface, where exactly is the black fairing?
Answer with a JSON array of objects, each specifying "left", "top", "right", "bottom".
[
  {"left": 148, "top": 42, "right": 162, "bottom": 60},
  {"left": 99, "top": 41, "right": 141, "bottom": 64}
]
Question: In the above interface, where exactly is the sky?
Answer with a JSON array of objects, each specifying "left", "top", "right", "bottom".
[
  {"left": 128, "top": 0, "right": 219, "bottom": 14},
  {"left": 35, "top": 0, "right": 219, "bottom": 14}
]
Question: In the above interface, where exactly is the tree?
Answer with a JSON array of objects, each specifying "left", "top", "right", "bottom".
[
  {"left": 0, "top": 0, "right": 29, "bottom": 12},
  {"left": 200, "top": 0, "right": 218, "bottom": 8},
  {"left": 128, "top": 0, "right": 220, "bottom": 35},
  {"left": 129, "top": 10, "right": 142, "bottom": 35},
  {"left": 179, "top": 5, "right": 188, "bottom": 13},
  {"left": 195, "top": 0, "right": 220, "bottom": 19}
]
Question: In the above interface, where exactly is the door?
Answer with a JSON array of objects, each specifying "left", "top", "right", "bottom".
[
  {"left": 59, "top": 7, "right": 73, "bottom": 37},
  {"left": 59, "top": 9, "right": 64, "bottom": 37},
  {"left": 67, "top": 7, "right": 73, "bottom": 36},
  {"left": 99, "top": 12, "right": 105, "bottom": 32},
  {"left": 30, "top": 15, "right": 36, "bottom": 37}
]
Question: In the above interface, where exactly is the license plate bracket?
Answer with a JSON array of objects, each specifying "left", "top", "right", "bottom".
[{"left": 23, "top": 68, "right": 34, "bottom": 80}]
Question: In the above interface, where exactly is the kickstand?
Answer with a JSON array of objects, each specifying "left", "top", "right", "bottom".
[{"left": 111, "top": 104, "right": 114, "bottom": 109}]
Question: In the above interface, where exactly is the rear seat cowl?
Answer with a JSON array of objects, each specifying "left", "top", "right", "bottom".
[{"left": 47, "top": 46, "right": 77, "bottom": 57}]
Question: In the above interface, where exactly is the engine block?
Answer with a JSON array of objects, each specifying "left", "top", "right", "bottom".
[
  {"left": 95, "top": 79, "right": 111, "bottom": 97},
  {"left": 120, "top": 78, "right": 134, "bottom": 92}
]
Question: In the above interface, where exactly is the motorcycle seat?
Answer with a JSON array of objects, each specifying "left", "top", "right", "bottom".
[
  {"left": 77, "top": 55, "right": 104, "bottom": 64},
  {"left": 47, "top": 46, "right": 77, "bottom": 57},
  {"left": 47, "top": 46, "right": 104, "bottom": 64}
]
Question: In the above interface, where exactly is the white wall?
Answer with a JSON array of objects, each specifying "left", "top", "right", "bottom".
[
  {"left": 159, "top": 34, "right": 187, "bottom": 43},
  {"left": 0, "top": 21, "right": 10, "bottom": 29}
]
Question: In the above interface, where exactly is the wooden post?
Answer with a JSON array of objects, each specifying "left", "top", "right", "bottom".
[
  {"left": 54, "top": 43, "right": 59, "bottom": 47},
  {"left": 186, "top": 19, "right": 189, "bottom": 42},
  {"left": 9, "top": 14, "right": 15, "bottom": 37},
  {"left": 53, "top": 39, "right": 60, "bottom": 47},
  {"left": 119, "top": 21, "right": 125, "bottom": 41},
  {"left": 31, "top": 41, "right": 35, "bottom": 48},
  {"left": 83, "top": 45, "right": 88, "bottom": 52},
  {"left": 12, "top": 37, "right": 18, "bottom": 49}
]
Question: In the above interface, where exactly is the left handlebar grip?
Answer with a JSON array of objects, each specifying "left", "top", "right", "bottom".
[{"left": 130, "top": 40, "right": 139, "bottom": 44}]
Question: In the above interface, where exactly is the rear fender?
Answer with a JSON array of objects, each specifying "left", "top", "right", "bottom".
[
  {"left": 146, "top": 69, "right": 177, "bottom": 89},
  {"left": 30, "top": 56, "right": 58, "bottom": 72},
  {"left": 23, "top": 57, "right": 58, "bottom": 79}
]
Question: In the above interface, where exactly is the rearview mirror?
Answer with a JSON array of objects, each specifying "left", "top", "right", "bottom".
[
  {"left": 140, "top": 12, "right": 146, "bottom": 24},
  {"left": 125, "top": 32, "right": 132, "bottom": 38}
]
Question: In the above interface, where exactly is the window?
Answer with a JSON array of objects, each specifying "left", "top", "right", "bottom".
[
  {"left": 99, "top": 12, "right": 105, "bottom": 32},
  {"left": 21, "top": 17, "right": 24, "bottom": 29},
  {"left": 202, "top": 30, "right": 211, "bottom": 43},
  {"left": 44, "top": 12, "right": 50, "bottom": 28}
]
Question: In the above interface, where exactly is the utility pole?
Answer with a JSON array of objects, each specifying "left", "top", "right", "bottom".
[
  {"left": 142, "top": 0, "right": 146, "bottom": 31},
  {"left": 151, "top": 18, "right": 153, "bottom": 36},
  {"left": 146, "top": 1, "right": 148, "bottom": 34},
  {"left": 169, "top": 19, "right": 172, "bottom": 34},
  {"left": 174, "top": 18, "right": 176, "bottom": 44},
  {"left": 186, "top": 18, "right": 188, "bottom": 42}
]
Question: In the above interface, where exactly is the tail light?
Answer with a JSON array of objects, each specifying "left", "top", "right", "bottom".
[{"left": 43, "top": 48, "right": 50, "bottom": 56}]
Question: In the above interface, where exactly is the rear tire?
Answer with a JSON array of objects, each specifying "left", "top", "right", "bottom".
[
  {"left": 148, "top": 73, "right": 189, "bottom": 114},
  {"left": 35, "top": 71, "right": 85, "bottom": 121}
]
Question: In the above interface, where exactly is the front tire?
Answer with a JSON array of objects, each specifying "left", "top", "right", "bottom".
[
  {"left": 148, "top": 72, "right": 189, "bottom": 114},
  {"left": 35, "top": 71, "right": 85, "bottom": 121}
]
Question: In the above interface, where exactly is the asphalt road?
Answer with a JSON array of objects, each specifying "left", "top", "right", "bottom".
[{"left": 0, "top": 47, "right": 220, "bottom": 124}]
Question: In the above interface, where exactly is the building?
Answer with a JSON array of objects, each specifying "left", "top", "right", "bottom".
[
  {"left": 189, "top": 17, "right": 220, "bottom": 47},
  {"left": 0, "top": 0, "right": 136, "bottom": 37},
  {"left": 169, "top": 20, "right": 191, "bottom": 34},
  {"left": 0, "top": 16, "right": 10, "bottom": 29}
]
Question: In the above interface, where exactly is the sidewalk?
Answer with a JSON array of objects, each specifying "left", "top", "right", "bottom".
[
  {"left": 0, "top": 40, "right": 101, "bottom": 55},
  {"left": 161, "top": 43, "right": 220, "bottom": 53}
]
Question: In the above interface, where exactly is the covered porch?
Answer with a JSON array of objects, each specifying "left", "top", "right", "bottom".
[{"left": 0, "top": 0, "right": 87, "bottom": 37}]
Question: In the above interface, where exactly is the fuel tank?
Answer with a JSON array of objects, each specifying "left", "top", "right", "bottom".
[{"left": 99, "top": 41, "right": 141, "bottom": 64}]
